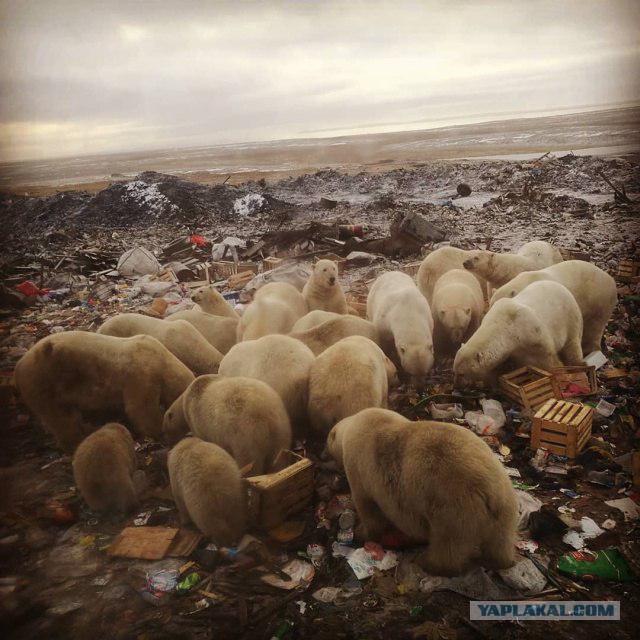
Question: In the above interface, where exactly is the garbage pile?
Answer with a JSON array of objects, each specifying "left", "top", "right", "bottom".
[
  {"left": 1, "top": 154, "right": 639, "bottom": 639},
  {"left": 0, "top": 171, "right": 296, "bottom": 236}
]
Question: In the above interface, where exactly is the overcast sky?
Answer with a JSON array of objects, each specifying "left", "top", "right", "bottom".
[{"left": 1, "top": 0, "right": 639, "bottom": 162}]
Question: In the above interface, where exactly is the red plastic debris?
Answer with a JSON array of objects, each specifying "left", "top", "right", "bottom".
[
  {"left": 15, "top": 281, "right": 48, "bottom": 297},
  {"left": 190, "top": 234, "right": 207, "bottom": 247}
]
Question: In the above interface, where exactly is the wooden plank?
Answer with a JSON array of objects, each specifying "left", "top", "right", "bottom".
[
  {"left": 576, "top": 428, "right": 592, "bottom": 450},
  {"left": 544, "top": 400, "right": 564, "bottom": 421},
  {"left": 538, "top": 429, "right": 569, "bottom": 444},
  {"left": 108, "top": 526, "right": 178, "bottom": 560},
  {"left": 537, "top": 440, "right": 568, "bottom": 456},
  {"left": 560, "top": 403, "right": 582, "bottom": 424},
  {"left": 539, "top": 421, "right": 569, "bottom": 434},
  {"left": 570, "top": 406, "right": 591, "bottom": 427},
  {"left": 555, "top": 403, "right": 573, "bottom": 422},
  {"left": 534, "top": 398, "right": 556, "bottom": 419}
]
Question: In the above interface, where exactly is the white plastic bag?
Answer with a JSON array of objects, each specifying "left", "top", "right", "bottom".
[{"left": 117, "top": 247, "right": 161, "bottom": 277}]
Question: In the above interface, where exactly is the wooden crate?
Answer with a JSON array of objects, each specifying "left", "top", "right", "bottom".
[
  {"left": 498, "top": 366, "right": 555, "bottom": 411},
  {"left": 399, "top": 261, "right": 422, "bottom": 277},
  {"left": 616, "top": 260, "right": 640, "bottom": 283},
  {"left": 227, "top": 270, "right": 255, "bottom": 290},
  {"left": 245, "top": 450, "right": 314, "bottom": 529},
  {"left": 551, "top": 365, "right": 597, "bottom": 397},
  {"left": 212, "top": 261, "right": 260, "bottom": 278},
  {"left": 531, "top": 398, "right": 593, "bottom": 458},
  {"left": 263, "top": 256, "right": 284, "bottom": 271},
  {"left": 559, "top": 247, "right": 591, "bottom": 262}
]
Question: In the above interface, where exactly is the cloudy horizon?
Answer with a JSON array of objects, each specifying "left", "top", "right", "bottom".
[{"left": 1, "top": 0, "right": 639, "bottom": 162}]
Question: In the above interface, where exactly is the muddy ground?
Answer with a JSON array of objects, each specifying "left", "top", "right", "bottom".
[{"left": 1, "top": 152, "right": 639, "bottom": 639}]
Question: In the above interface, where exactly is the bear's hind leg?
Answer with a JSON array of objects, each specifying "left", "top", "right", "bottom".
[
  {"left": 41, "top": 406, "right": 87, "bottom": 453},
  {"left": 350, "top": 483, "right": 393, "bottom": 541},
  {"left": 415, "top": 506, "right": 478, "bottom": 577},
  {"left": 559, "top": 337, "right": 584, "bottom": 365},
  {"left": 124, "top": 388, "right": 164, "bottom": 441}
]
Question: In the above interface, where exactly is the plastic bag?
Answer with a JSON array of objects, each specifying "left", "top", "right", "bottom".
[{"left": 480, "top": 399, "right": 506, "bottom": 429}]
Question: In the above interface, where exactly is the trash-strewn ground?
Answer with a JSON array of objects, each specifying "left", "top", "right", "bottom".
[{"left": 1, "top": 152, "right": 639, "bottom": 639}]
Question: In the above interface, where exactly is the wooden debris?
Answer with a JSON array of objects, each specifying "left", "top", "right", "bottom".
[
  {"left": 108, "top": 526, "right": 178, "bottom": 560},
  {"left": 499, "top": 366, "right": 556, "bottom": 411},
  {"left": 531, "top": 398, "right": 593, "bottom": 458}
]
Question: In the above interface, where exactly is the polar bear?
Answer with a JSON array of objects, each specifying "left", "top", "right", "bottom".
[
  {"left": 14, "top": 331, "right": 194, "bottom": 452},
  {"left": 463, "top": 240, "right": 563, "bottom": 288},
  {"left": 302, "top": 259, "right": 349, "bottom": 314},
  {"left": 72, "top": 423, "right": 138, "bottom": 514},
  {"left": 168, "top": 437, "right": 246, "bottom": 544},
  {"left": 98, "top": 313, "right": 222, "bottom": 375},
  {"left": 489, "top": 260, "right": 617, "bottom": 354},
  {"left": 290, "top": 315, "right": 381, "bottom": 356},
  {"left": 308, "top": 336, "right": 392, "bottom": 436},
  {"left": 162, "top": 375, "right": 291, "bottom": 475},
  {"left": 237, "top": 282, "right": 308, "bottom": 341},
  {"left": 367, "top": 271, "right": 434, "bottom": 378},
  {"left": 326, "top": 408, "right": 517, "bottom": 576},
  {"left": 416, "top": 246, "right": 487, "bottom": 303},
  {"left": 292, "top": 310, "right": 342, "bottom": 333},
  {"left": 432, "top": 269, "right": 485, "bottom": 354},
  {"left": 218, "top": 334, "right": 315, "bottom": 432},
  {"left": 454, "top": 280, "right": 583, "bottom": 384},
  {"left": 191, "top": 285, "right": 239, "bottom": 318},
  {"left": 166, "top": 310, "right": 238, "bottom": 354}
]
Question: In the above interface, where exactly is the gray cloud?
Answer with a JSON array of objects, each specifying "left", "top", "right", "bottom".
[{"left": 0, "top": 0, "right": 639, "bottom": 160}]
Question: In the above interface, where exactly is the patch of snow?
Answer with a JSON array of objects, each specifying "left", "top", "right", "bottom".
[
  {"left": 123, "top": 181, "right": 179, "bottom": 218},
  {"left": 233, "top": 193, "right": 265, "bottom": 216}
]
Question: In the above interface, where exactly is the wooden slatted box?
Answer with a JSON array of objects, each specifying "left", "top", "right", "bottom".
[
  {"left": 551, "top": 365, "right": 597, "bottom": 397},
  {"left": 498, "top": 366, "right": 555, "bottom": 411},
  {"left": 212, "top": 261, "right": 260, "bottom": 278},
  {"left": 616, "top": 260, "right": 640, "bottom": 283},
  {"left": 531, "top": 398, "right": 593, "bottom": 458},
  {"left": 245, "top": 450, "right": 314, "bottom": 529}
]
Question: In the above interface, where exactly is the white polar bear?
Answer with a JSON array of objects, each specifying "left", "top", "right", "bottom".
[
  {"left": 432, "top": 269, "right": 485, "bottom": 353},
  {"left": 191, "top": 285, "right": 239, "bottom": 318},
  {"left": 218, "top": 334, "right": 315, "bottom": 433},
  {"left": 367, "top": 271, "right": 434, "bottom": 378},
  {"left": 166, "top": 310, "right": 238, "bottom": 354},
  {"left": 416, "top": 246, "right": 488, "bottom": 303},
  {"left": 98, "top": 313, "right": 222, "bottom": 375},
  {"left": 463, "top": 240, "right": 563, "bottom": 288},
  {"left": 237, "top": 282, "right": 308, "bottom": 341},
  {"left": 292, "top": 310, "right": 342, "bottom": 333},
  {"left": 454, "top": 280, "right": 583, "bottom": 383},
  {"left": 326, "top": 408, "right": 518, "bottom": 576},
  {"left": 302, "top": 259, "right": 349, "bottom": 313},
  {"left": 307, "top": 336, "right": 393, "bottom": 436},
  {"left": 162, "top": 375, "right": 291, "bottom": 475},
  {"left": 490, "top": 260, "right": 617, "bottom": 354},
  {"left": 289, "top": 314, "right": 381, "bottom": 356}
]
